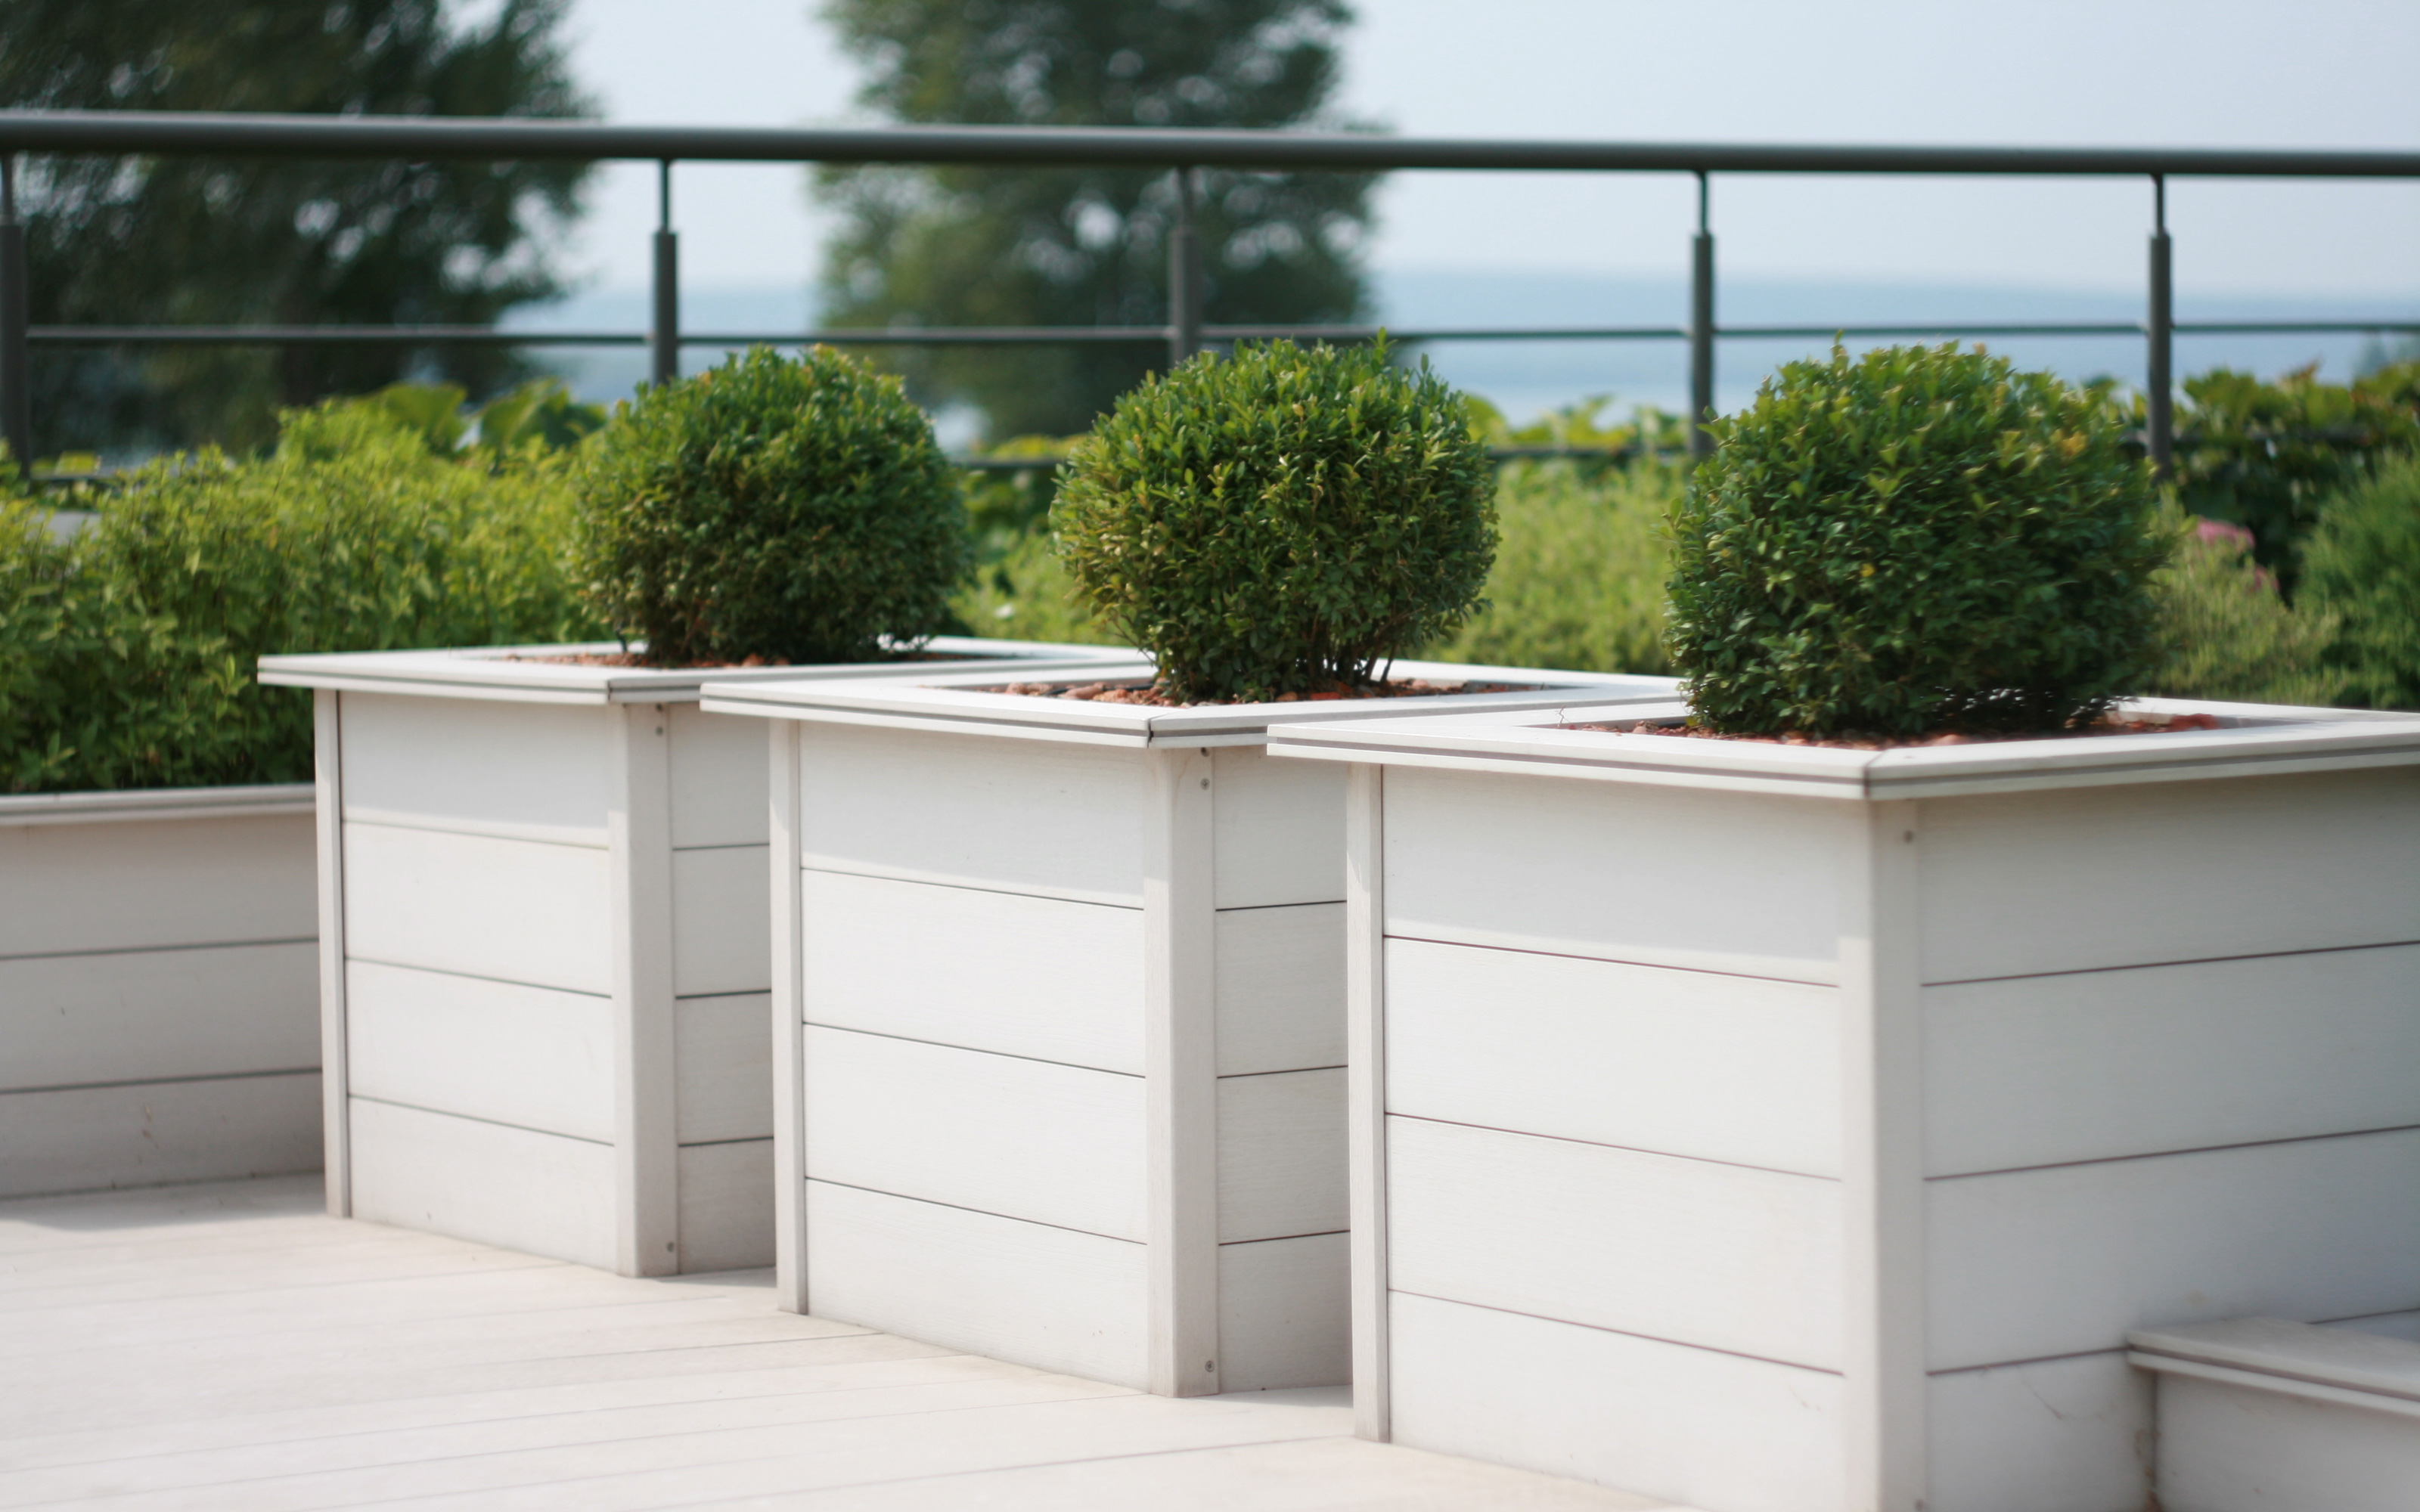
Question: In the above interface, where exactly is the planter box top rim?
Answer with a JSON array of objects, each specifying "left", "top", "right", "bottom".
[
  {"left": 1264, "top": 696, "right": 2420, "bottom": 798},
  {"left": 2130, "top": 1317, "right": 2420, "bottom": 1406},
  {"left": 0, "top": 781, "right": 317, "bottom": 828},
  {"left": 698, "top": 662, "right": 1680, "bottom": 747},
  {"left": 256, "top": 636, "right": 1133, "bottom": 705}
]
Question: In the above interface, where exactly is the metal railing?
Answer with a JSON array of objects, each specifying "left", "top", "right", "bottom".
[{"left": 3, "top": 108, "right": 2418, "bottom": 480}]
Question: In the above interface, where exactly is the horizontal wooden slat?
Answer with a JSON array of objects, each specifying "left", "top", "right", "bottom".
[
  {"left": 0, "top": 812, "right": 315, "bottom": 961},
  {"left": 343, "top": 823, "right": 612, "bottom": 996},
  {"left": 802, "top": 871, "right": 1143, "bottom": 1074},
  {"left": 1916, "top": 767, "right": 2420, "bottom": 983},
  {"left": 1927, "top": 1126, "right": 2420, "bottom": 1371},
  {"left": 675, "top": 993, "right": 772, "bottom": 1146},
  {"left": 1382, "top": 764, "right": 1857, "bottom": 984},
  {"left": 672, "top": 844, "right": 770, "bottom": 998},
  {"left": 669, "top": 705, "right": 769, "bottom": 850},
  {"left": 1385, "top": 937, "right": 1842, "bottom": 1178},
  {"left": 339, "top": 692, "right": 610, "bottom": 845},
  {"left": 347, "top": 1098, "right": 615, "bottom": 1270},
  {"left": 1387, "top": 1290, "right": 1844, "bottom": 1512},
  {"left": 343, "top": 962, "right": 612, "bottom": 1144},
  {"left": 802, "top": 1027, "right": 1146, "bottom": 1241},
  {"left": 1925, "top": 943, "right": 2420, "bottom": 1176},
  {"left": 1215, "top": 903, "right": 1345, "bottom": 1077},
  {"left": 1217, "top": 1068, "right": 1345, "bottom": 1244},
  {"left": 1387, "top": 1114, "right": 1843, "bottom": 1370},
  {"left": 675, "top": 1139, "right": 773, "bottom": 1273},
  {"left": 804, "top": 1179, "right": 1148, "bottom": 1389},
  {"left": 799, "top": 722, "right": 1149, "bottom": 906},
  {"left": 1212, "top": 746, "right": 1345, "bottom": 909},
  {"left": 1217, "top": 1232, "right": 1348, "bottom": 1390},
  {"left": 0, "top": 1074, "right": 321, "bottom": 1200},
  {"left": 0, "top": 941, "right": 316, "bottom": 1091},
  {"left": 1926, "top": 1350, "right": 2150, "bottom": 1512}
]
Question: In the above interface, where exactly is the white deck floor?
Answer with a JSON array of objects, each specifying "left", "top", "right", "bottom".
[{"left": 0, "top": 1176, "right": 1680, "bottom": 1510}]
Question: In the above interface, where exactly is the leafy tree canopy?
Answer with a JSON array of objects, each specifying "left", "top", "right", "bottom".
[
  {"left": 2, "top": 0, "right": 594, "bottom": 457},
  {"left": 816, "top": 0, "right": 1377, "bottom": 439}
]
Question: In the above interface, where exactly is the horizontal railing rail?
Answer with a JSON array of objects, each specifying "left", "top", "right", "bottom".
[{"left": 3, "top": 108, "right": 2418, "bottom": 481}]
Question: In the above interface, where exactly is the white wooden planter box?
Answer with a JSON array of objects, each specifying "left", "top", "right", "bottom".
[
  {"left": 1267, "top": 697, "right": 2420, "bottom": 1512},
  {"left": 2131, "top": 1316, "right": 2420, "bottom": 1511},
  {"left": 697, "top": 662, "right": 1679, "bottom": 1395},
  {"left": 256, "top": 637, "right": 1132, "bottom": 1277},
  {"left": 0, "top": 784, "right": 321, "bottom": 1198}
]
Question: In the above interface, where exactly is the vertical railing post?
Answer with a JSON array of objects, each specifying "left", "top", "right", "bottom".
[
  {"left": 650, "top": 160, "right": 679, "bottom": 388},
  {"left": 1168, "top": 166, "right": 1202, "bottom": 370},
  {"left": 1689, "top": 171, "right": 1716, "bottom": 463},
  {"left": 2146, "top": 174, "right": 2173, "bottom": 479},
  {"left": 0, "top": 154, "right": 33, "bottom": 480}
]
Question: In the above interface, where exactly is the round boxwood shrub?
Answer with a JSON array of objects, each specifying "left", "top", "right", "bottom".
[
  {"left": 1666, "top": 343, "right": 2168, "bottom": 738},
  {"left": 575, "top": 346, "right": 970, "bottom": 665},
  {"left": 1053, "top": 339, "right": 1497, "bottom": 703}
]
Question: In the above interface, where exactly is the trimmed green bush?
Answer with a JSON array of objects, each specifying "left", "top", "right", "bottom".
[
  {"left": 2302, "top": 452, "right": 2420, "bottom": 711},
  {"left": 1053, "top": 339, "right": 1497, "bottom": 702},
  {"left": 574, "top": 346, "right": 970, "bottom": 665},
  {"left": 0, "top": 401, "right": 596, "bottom": 794},
  {"left": 2144, "top": 511, "right": 2344, "bottom": 707},
  {"left": 1668, "top": 343, "right": 2168, "bottom": 738}
]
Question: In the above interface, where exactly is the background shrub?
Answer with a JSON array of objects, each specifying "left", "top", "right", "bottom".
[
  {"left": 575, "top": 346, "right": 970, "bottom": 665},
  {"left": 0, "top": 400, "right": 596, "bottom": 794},
  {"left": 2143, "top": 512, "right": 2344, "bottom": 707},
  {"left": 1053, "top": 339, "right": 1496, "bottom": 702},
  {"left": 2301, "top": 452, "right": 2420, "bottom": 710},
  {"left": 1668, "top": 343, "right": 2168, "bottom": 738},
  {"left": 1420, "top": 457, "right": 1677, "bottom": 675}
]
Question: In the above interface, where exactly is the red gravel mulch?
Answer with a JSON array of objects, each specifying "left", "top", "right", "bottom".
[{"left": 984, "top": 677, "right": 1534, "bottom": 707}]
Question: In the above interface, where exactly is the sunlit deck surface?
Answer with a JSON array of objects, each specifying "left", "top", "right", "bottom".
[{"left": 0, "top": 1176, "right": 1679, "bottom": 1510}]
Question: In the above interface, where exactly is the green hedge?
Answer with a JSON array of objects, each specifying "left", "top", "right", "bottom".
[
  {"left": 0, "top": 401, "right": 597, "bottom": 794},
  {"left": 2302, "top": 451, "right": 2420, "bottom": 710}
]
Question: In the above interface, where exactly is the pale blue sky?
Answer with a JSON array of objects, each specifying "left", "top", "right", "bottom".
[{"left": 538, "top": 0, "right": 2420, "bottom": 299}]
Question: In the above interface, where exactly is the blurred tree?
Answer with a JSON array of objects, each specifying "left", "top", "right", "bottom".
[
  {"left": 816, "top": 0, "right": 1378, "bottom": 440},
  {"left": 0, "top": 0, "right": 594, "bottom": 457}
]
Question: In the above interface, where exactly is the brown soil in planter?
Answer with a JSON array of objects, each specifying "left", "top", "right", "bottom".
[
  {"left": 502, "top": 649, "right": 982, "bottom": 670},
  {"left": 1564, "top": 712, "right": 2225, "bottom": 749},
  {"left": 982, "top": 677, "right": 1537, "bottom": 708}
]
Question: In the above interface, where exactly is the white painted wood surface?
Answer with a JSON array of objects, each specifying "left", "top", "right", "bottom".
[
  {"left": 1381, "top": 764, "right": 1858, "bottom": 984},
  {"left": 341, "top": 822, "right": 613, "bottom": 995},
  {"left": 2134, "top": 1318, "right": 2420, "bottom": 1512},
  {"left": 0, "top": 941, "right": 318, "bottom": 1088},
  {"left": 800, "top": 869, "right": 1145, "bottom": 1074},
  {"left": 1215, "top": 1068, "right": 1346, "bottom": 1244},
  {"left": 1387, "top": 1290, "right": 1844, "bottom": 1512},
  {"left": 0, "top": 1074, "right": 323, "bottom": 1199},
  {"left": 799, "top": 721, "right": 1151, "bottom": 904},
  {"left": 1924, "top": 941, "right": 2420, "bottom": 1176},
  {"left": 1917, "top": 767, "right": 2420, "bottom": 983},
  {"left": 313, "top": 692, "right": 351, "bottom": 1216},
  {"left": 1145, "top": 745, "right": 1221, "bottom": 1398},
  {"left": 674, "top": 992, "right": 773, "bottom": 1145},
  {"left": 0, "top": 789, "right": 323, "bottom": 1201},
  {"left": 802, "top": 1027, "right": 1146, "bottom": 1241},
  {"left": 608, "top": 702, "right": 678, "bottom": 1278},
  {"left": 668, "top": 702, "right": 769, "bottom": 849},
  {"left": 0, "top": 809, "right": 317, "bottom": 958},
  {"left": 1384, "top": 938, "right": 1842, "bottom": 1178},
  {"left": 343, "top": 961, "right": 612, "bottom": 1142},
  {"left": 1927, "top": 1126, "right": 2420, "bottom": 1371},
  {"left": 347, "top": 1098, "right": 616, "bottom": 1271},
  {"left": 674, "top": 1138, "right": 774, "bottom": 1272},
  {"left": 1387, "top": 1114, "right": 1844, "bottom": 1371},
  {"left": 0, "top": 1176, "right": 1669, "bottom": 1512},
  {"left": 338, "top": 692, "right": 610, "bottom": 844},
  {"left": 1925, "top": 1350, "right": 2151, "bottom": 1512},
  {"left": 670, "top": 842, "right": 771, "bottom": 998},
  {"left": 1215, "top": 903, "right": 1345, "bottom": 1077},
  {"left": 805, "top": 1179, "right": 1150, "bottom": 1389},
  {"left": 1343, "top": 761, "right": 1390, "bottom": 1442},
  {"left": 1211, "top": 746, "right": 1346, "bottom": 908},
  {"left": 1217, "top": 1232, "right": 1351, "bottom": 1391},
  {"left": 768, "top": 720, "right": 810, "bottom": 1315}
]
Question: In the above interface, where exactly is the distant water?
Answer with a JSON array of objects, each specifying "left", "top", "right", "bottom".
[{"left": 504, "top": 271, "right": 2420, "bottom": 429}]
